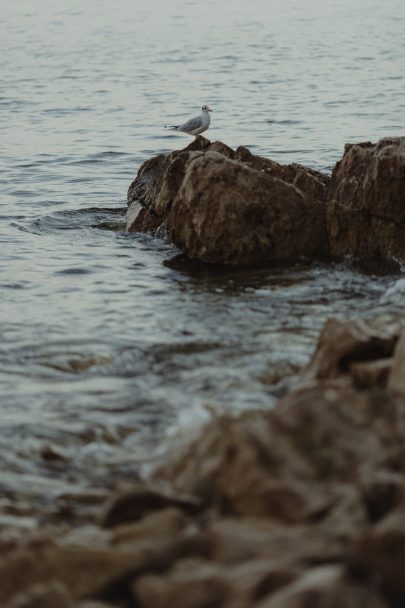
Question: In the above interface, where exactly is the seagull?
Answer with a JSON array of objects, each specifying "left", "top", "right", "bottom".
[{"left": 164, "top": 105, "right": 213, "bottom": 137}]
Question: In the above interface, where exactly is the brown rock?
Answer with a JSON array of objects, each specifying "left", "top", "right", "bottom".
[
  {"left": 356, "top": 508, "right": 405, "bottom": 606},
  {"left": 350, "top": 358, "right": 393, "bottom": 389},
  {"left": 133, "top": 558, "right": 229, "bottom": 608},
  {"left": 206, "top": 518, "right": 345, "bottom": 567},
  {"left": 304, "top": 317, "right": 400, "bottom": 381},
  {"left": 110, "top": 507, "right": 188, "bottom": 549},
  {"left": 255, "top": 565, "right": 388, "bottom": 608},
  {"left": 7, "top": 581, "right": 72, "bottom": 608},
  {"left": 101, "top": 482, "right": 201, "bottom": 528},
  {"left": 162, "top": 151, "right": 328, "bottom": 264},
  {"left": 126, "top": 139, "right": 329, "bottom": 264},
  {"left": 327, "top": 137, "right": 405, "bottom": 261},
  {"left": 388, "top": 329, "right": 405, "bottom": 393},
  {"left": 0, "top": 542, "right": 166, "bottom": 605}
]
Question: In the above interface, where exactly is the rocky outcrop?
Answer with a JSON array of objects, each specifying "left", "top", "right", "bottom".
[
  {"left": 127, "top": 136, "right": 405, "bottom": 265},
  {"left": 327, "top": 137, "right": 405, "bottom": 260},
  {"left": 127, "top": 137, "right": 330, "bottom": 264},
  {"left": 2, "top": 316, "right": 405, "bottom": 607}
]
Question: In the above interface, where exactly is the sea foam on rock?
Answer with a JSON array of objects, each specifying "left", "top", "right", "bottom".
[{"left": 127, "top": 135, "right": 405, "bottom": 265}]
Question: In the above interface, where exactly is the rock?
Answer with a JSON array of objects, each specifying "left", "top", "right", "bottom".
[
  {"left": 206, "top": 518, "right": 345, "bottom": 567},
  {"left": 6, "top": 581, "right": 72, "bottom": 608},
  {"left": 327, "top": 137, "right": 405, "bottom": 262},
  {"left": 161, "top": 152, "right": 329, "bottom": 264},
  {"left": 304, "top": 317, "right": 400, "bottom": 381},
  {"left": 0, "top": 542, "right": 167, "bottom": 605},
  {"left": 355, "top": 508, "right": 405, "bottom": 607},
  {"left": 388, "top": 329, "right": 405, "bottom": 393},
  {"left": 101, "top": 482, "right": 201, "bottom": 528},
  {"left": 254, "top": 564, "right": 389, "bottom": 608},
  {"left": 154, "top": 383, "right": 405, "bottom": 532},
  {"left": 350, "top": 358, "right": 393, "bottom": 389},
  {"left": 133, "top": 558, "right": 229, "bottom": 608},
  {"left": 127, "top": 138, "right": 329, "bottom": 264},
  {"left": 110, "top": 507, "right": 188, "bottom": 550}
]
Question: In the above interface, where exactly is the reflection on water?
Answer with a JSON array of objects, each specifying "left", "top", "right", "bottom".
[{"left": 0, "top": 0, "right": 404, "bottom": 524}]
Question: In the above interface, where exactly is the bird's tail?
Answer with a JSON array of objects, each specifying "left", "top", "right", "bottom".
[{"left": 164, "top": 125, "right": 179, "bottom": 131}]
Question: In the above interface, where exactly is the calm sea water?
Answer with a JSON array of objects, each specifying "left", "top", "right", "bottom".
[{"left": 1, "top": 0, "right": 404, "bottom": 526}]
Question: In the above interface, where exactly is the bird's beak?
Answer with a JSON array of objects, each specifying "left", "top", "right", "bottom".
[{"left": 208, "top": 107, "right": 213, "bottom": 112}]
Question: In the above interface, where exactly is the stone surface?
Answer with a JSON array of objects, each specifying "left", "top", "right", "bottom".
[
  {"left": 388, "top": 329, "right": 405, "bottom": 393},
  {"left": 327, "top": 137, "right": 405, "bottom": 261},
  {"left": 255, "top": 565, "right": 389, "bottom": 608},
  {"left": 3, "top": 313, "right": 405, "bottom": 607},
  {"left": 101, "top": 482, "right": 201, "bottom": 528},
  {"left": 127, "top": 136, "right": 405, "bottom": 264},
  {"left": 304, "top": 317, "right": 400, "bottom": 382},
  {"left": 127, "top": 137, "right": 329, "bottom": 264}
]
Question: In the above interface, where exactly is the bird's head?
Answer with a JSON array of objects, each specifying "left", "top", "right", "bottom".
[{"left": 201, "top": 105, "right": 213, "bottom": 113}]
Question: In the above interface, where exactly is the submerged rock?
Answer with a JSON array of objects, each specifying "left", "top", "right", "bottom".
[
  {"left": 127, "top": 137, "right": 330, "bottom": 264},
  {"left": 327, "top": 137, "right": 405, "bottom": 260}
]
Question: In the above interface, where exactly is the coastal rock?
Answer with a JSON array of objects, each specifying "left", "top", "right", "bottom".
[
  {"left": 127, "top": 137, "right": 329, "bottom": 264},
  {"left": 3, "top": 314, "right": 405, "bottom": 607},
  {"left": 388, "top": 329, "right": 405, "bottom": 393},
  {"left": 304, "top": 317, "right": 400, "bottom": 384},
  {"left": 255, "top": 564, "right": 389, "bottom": 608},
  {"left": 327, "top": 137, "right": 405, "bottom": 261}
]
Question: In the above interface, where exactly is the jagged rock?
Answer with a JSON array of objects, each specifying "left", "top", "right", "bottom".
[
  {"left": 355, "top": 508, "right": 405, "bottom": 607},
  {"left": 127, "top": 137, "right": 329, "bottom": 264},
  {"left": 388, "top": 329, "right": 405, "bottom": 393},
  {"left": 101, "top": 482, "right": 201, "bottom": 528},
  {"left": 327, "top": 137, "right": 405, "bottom": 261},
  {"left": 133, "top": 558, "right": 230, "bottom": 608},
  {"left": 6, "top": 581, "right": 72, "bottom": 608},
  {"left": 350, "top": 358, "right": 393, "bottom": 389},
  {"left": 304, "top": 317, "right": 400, "bottom": 382},
  {"left": 154, "top": 384, "right": 405, "bottom": 531},
  {"left": 254, "top": 564, "right": 389, "bottom": 608},
  {"left": 0, "top": 541, "right": 168, "bottom": 605}
]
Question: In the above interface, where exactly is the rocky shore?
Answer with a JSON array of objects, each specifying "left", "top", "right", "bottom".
[
  {"left": 1, "top": 139, "right": 404, "bottom": 607},
  {"left": 127, "top": 136, "right": 405, "bottom": 265},
  {"left": 1, "top": 316, "right": 405, "bottom": 608}
]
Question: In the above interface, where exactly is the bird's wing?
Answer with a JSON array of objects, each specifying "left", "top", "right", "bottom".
[{"left": 180, "top": 116, "right": 203, "bottom": 132}]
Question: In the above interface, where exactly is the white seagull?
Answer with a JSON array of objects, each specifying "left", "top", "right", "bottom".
[{"left": 164, "top": 105, "right": 213, "bottom": 137}]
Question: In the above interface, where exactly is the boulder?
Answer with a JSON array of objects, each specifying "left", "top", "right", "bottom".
[
  {"left": 255, "top": 564, "right": 389, "bottom": 608},
  {"left": 327, "top": 137, "right": 405, "bottom": 261},
  {"left": 127, "top": 137, "right": 330, "bottom": 264},
  {"left": 304, "top": 317, "right": 401, "bottom": 383},
  {"left": 388, "top": 329, "right": 405, "bottom": 393}
]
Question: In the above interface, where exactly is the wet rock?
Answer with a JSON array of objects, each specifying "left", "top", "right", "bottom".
[
  {"left": 388, "top": 329, "right": 405, "bottom": 393},
  {"left": 162, "top": 152, "right": 329, "bottom": 264},
  {"left": 350, "top": 358, "right": 393, "bottom": 389},
  {"left": 133, "top": 558, "right": 229, "bottom": 608},
  {"left": 101, "top": 482, "right": 201, "bottom": 528},
  {"left": 254, "top": 564, "right": 388, "bottom": 608},
  {"left": 110, "top": 507, "right": 189, "bottom": 550},
  {"left": 304, "top": 317, "right": 400, "bottom": 382},
  {"left": 0, "top": 542, "right": 165, "bottom": 605},
  {"left": 7, "top": 581, "right": 72, "bottom": 608},
  {"left": 40, "top": 443, "right": 67, "bottom": 462},
  {"left": 356, "top": 508, "right": 405, "bottom": 607},
  {"left": 127, "top": 138, "right": 329, "bottom": 264},
  {"left": 327, "top": 137, "right": 405, "bottom": 262}
]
